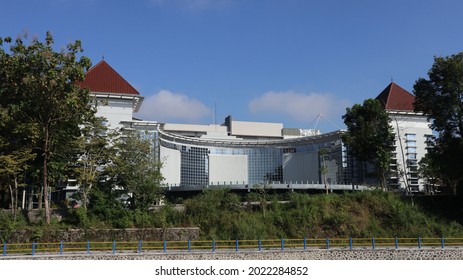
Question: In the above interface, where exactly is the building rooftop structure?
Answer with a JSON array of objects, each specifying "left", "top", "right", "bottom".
[
  {"left": 376, "top": 82, "right": 415, "bottom": 111},
  {"left": 78, "top": 60, "right": 144, "bottom": 128},
  {"left": 78, "top": 60, "right": 140, "bottom": 95}
]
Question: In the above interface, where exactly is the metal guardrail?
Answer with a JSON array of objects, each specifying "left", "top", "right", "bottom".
[{"left": 2, "top": 237, "right": 461, "bottom": 256}]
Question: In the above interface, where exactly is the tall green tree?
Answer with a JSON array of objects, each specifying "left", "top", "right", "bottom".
[
  {"left": 418, "top": 152, "right": 441, "bottom": 193},
  {"left": 342, "top": 98, "right": 395, "bottom": 189},
  {"left": 0, "top": 96, "right": 36, "bottom": 213},
  {"left": 414, "top": 52, "right": 463, "bottom": 194},
  {"left": 73, "top": 116, "right": 116, "bottom": 210},
  {"left": 249, "top": 183, "right": 271, "bottom": 218},
  {"left": 0, "top": 32, "right": 93, "bottom": 223},
  {"left": 111, "top": 131, "right": 163, "bottom": 211},
  {"left": 0, "top": 37, "right": 39, "bottom": 212},
  {"left": 414, "top": 52, "right": 463, "bottom": 139},
  {"left": 0, "top": 150, "right": 35, "bottom": 218}
]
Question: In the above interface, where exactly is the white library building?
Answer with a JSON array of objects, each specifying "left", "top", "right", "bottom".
[{"left": 75, "top": 60, "right": 433, "bottom": 195}]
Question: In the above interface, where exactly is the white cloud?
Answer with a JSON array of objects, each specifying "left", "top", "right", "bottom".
[
  {"left": 136, "top": 90, "right": 211, "bottom": 123},
  {"left": 248, "top": 91, "right": 351, "bottom": 124}
]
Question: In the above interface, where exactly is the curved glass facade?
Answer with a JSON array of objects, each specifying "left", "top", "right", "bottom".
[{"left": 157, "top": 128, "right": 354, "bottom": 189}]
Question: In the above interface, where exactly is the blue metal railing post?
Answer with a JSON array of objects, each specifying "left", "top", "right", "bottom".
[
  {"left": 3, "top": 242, "right": 6, "bottom": 256},
  {"left": 11, "top": 236, "right": 460, "bottom": 256}
]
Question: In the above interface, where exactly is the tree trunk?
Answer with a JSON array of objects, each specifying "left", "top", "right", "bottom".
[
  {"left": 321, "top": 158, "right": 328, "bottom": 194},
  {"left": 324, "top": 173, "right": 328, "bottom": 194},
  {"left": 82, "top": 183, "right": 92, "bottom": 210},
  {"left": 381, "top": 170, "right": 387, "bottom": 191},
  {"left": 8, "top": 182, "right": 15, "bottom": 217},
  {"left": 28, "top": 187, "right": 33, "bottom": 210},
  {"left": 43, "top": 128, "right": 51, "bottom": 224},
  {"left": 43, "top": 155, "right": 51, "bottom": 224},
  {"left": 14, "top": 175, "right": 19, "bottom": 219},
  {"left": 38, "top": 186, "right": 43, "bottom": 209}
]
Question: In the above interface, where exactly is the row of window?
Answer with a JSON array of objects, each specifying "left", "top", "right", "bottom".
[{"left": 160, "top": 137, "right": 355, "bottom": 187}]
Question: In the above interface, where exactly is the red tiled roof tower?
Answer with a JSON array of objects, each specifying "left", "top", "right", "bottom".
[
  {"left": 375, "top": 82, "right": 415, "bottom": 111},
  {"left": 79, "top": 60, "right": 140, "bottom": 95}
]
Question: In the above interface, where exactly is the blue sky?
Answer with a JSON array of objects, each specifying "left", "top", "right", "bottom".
[{"left": 2, "top": 0, "right": 463, "bottom": 132}]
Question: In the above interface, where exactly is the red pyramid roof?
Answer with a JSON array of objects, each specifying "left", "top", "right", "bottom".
[
  {"left": 79, "top": 60, "right": 140, "bottom": 95},
  {"left": 376, "top": 82, "right": 415, "bottom": 111}
]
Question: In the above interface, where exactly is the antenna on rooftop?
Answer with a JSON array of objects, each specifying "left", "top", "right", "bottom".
[
  {"left": 309, "top": 113, "right": 342, "bottom": 132},
  {"left": 102, "top": 54, "right": 105, "bottom": 61},
  {"left": 313, "top": 113, "right": 321, "bottom": 130},
  {"left": 324, "top": 116, "right": 342, "bottom": 130},
  {"left": 309, "top": 114, "right": 322, "bottom": 130}
]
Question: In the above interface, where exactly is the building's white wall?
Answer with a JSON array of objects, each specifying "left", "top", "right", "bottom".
[
  {"left": 283, "top": 152, "right": 320, "bottom": 183},
  {"left": 96, "top": 98, "right": 134, "bottom": 130},
  {"left": 163, "top": 123, "right": 230, "bottom": 139},
  {"left": 389, "top": 112, "right": 432, "bottom": 191},
  {"left": 160, "top": 146, "right": 181, "bottom": 186},
  {"left": 208, "top": 154, "right": 248, "bottom": 185},
  {"left": 164, "top": 123, "right": 227, "bottom": 134},
  {"left": 231, "top": 121, "right": 283, "bottom": 138}
]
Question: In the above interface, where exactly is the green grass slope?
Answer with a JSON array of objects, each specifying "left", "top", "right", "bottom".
[{"left": 181, "top": 189, "right": 463, "bottom": 240}]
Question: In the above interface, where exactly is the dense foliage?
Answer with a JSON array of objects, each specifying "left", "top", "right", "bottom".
[
  {"left": 3, "top": 190, "right": 463, "bottom": 241},
  {"left": 342, "top": 99, "right": 395, "bottom": 188},
  {"left": 110, "top": 131, "right": 163, "bottom": 211},
  {"left": 0, "top": 32, "right": 93, "bottom": 223},
  {"left": 0, "top": 33, "right": 165, "bottom": 225},
  {"left": 414, "top": 52, "right": 463, "bottom": 194},
  {"left": 180, "top": 189, "right": 463, "bottom": 239},
  {"left": 66, "top": 130, "right": 164, "bottom": 228}
]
